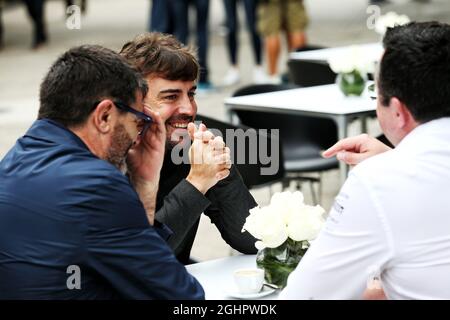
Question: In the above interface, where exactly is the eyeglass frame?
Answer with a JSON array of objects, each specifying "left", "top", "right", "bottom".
[{"left": 91, "top": 100, "right": 153, "bottom": 135}]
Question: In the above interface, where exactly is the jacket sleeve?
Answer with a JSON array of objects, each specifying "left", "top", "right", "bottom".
[
  {"left": 204, "top": 165, "right": 258, "bottom": 254},
  {"left": 85, "top": 172, "right": 205, "bottom": 300},
  {"left": 154, "top": 179, "right": 211, "bottom": 251}
]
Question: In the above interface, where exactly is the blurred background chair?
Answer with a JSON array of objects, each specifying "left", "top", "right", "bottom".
[
  {"left": 287, "top": 59, "right": 336, "bottom": 87},
  {"left": 286, "top": 45, "right": 337, "bottom": 87},
  {"left": 232, "top": 83, "right": 298, "bottom": 97},
  {"left": 377, "top": 133, "right": 395, "bottom": 149},
  {"left": 229, "top": 84, "right": 339, "bottom": 204},
  {"left": 195, "top": 114, "right": 285, "bottom": 194}
]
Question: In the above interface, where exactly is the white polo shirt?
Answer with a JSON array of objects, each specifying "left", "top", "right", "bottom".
[{"left": 279, "top": 117, "right": 450, "bottom": 300}]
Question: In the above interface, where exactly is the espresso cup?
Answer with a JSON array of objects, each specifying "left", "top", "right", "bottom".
[{"left": 233, "top": 268, "right": 265, "bottom": 294}]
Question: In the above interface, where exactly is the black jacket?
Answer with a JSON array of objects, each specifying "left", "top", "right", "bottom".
[{"left": 155, "top": 152, "right": 258, "bottom": 264}]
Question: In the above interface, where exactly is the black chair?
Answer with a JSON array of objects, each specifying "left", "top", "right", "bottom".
[
  {"left": 287, "top": 45, "right": 337, "bottom": 87},
  {"left": 287, "top": 60, "right": 336, "bottom": 87},
  {"left": 230, "top": 84, "right": 339, "bottom": 204},
  {"left": 232, "top": 83, "right": 299, "bottom": 97},
  {"left": 377, "top": 133, "right": 395, "bottom": 149},
  {"left": 195, "top": 114, "right": 285, "bottom": 191}
]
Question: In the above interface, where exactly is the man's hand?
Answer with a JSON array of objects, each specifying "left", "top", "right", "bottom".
[
  {"left": 186, "top": 122, "right": 232, "bottom": 194},
  {"left": 127, "top": 106, "right": 166, "bottom": 225},
  {"left": 363, "top": 279, "right": 387, "bottom": 300},
  {"left": 322, "top": 134, "right": 392, "bottom": 166},
  {"left": 127, "top": 106, "right": 166, "bottom": 181}
]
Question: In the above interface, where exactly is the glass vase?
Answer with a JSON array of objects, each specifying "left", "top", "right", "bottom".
[
  {"left": 256, "top": 238, "right": 308, "bottom": 289},
  {"left": 336, "top": 70, "right": 367, "bottom": 97}
]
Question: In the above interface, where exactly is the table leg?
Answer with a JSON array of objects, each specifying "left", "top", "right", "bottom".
[
  {"left": 336, "top": 115, "right": 349, "bottom": 185},
  {"left": 361, "top": 115, "right": 368, "bottom": 134},
  {"left": 227, "top": 108, "right": 238, "bottom": 125}
]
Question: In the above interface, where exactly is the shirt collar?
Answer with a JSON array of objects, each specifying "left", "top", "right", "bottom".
[
  {"left": 395, "top": 117, "right": 450, "bottom": 151},
  {"left": 24, "top": 119, "right": 91, "bottom": 152}
]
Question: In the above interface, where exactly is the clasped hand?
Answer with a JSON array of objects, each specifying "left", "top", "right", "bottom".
[{"left": 186, "top": 123, "right": 232, "bottom": 194}]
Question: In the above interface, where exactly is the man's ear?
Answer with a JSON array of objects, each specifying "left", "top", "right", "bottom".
[
  {"left": 389, "top": 97, "right": 411, "bottom": 130},
  {"left": 389, "top": 97, "right": 420, "bottom": 139},
  {"left": 92, "top": 100, "right": 114, "bottom": 134}
]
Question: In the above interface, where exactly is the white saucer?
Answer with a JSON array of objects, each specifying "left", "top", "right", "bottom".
[{"left": 226, "top": 285, "right": 276, "bottom": 299}]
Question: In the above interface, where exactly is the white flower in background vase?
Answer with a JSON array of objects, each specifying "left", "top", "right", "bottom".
[
  {"left": 328, "top": 46, "right": 374, "bottom": 96},
  {"left": 241, "top": 191, "right": 326, "bottom": 288},
  {"left": 375, "top": 11, "right": 410, "bottom": 35},
  {"left": 328, "top": 45, "right": 374, "bottom": 75}
]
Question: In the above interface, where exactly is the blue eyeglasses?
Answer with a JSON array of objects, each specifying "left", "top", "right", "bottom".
[{"left": 92, "top": 100, "right": 153, "bottom": 135}]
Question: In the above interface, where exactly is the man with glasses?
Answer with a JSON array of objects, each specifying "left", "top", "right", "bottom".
[
  {"left": 120, "top": 33, "right": 258, "bottom": 264},
  {"left": 0, "top": 45, "right": 204, "bottom": 299}
]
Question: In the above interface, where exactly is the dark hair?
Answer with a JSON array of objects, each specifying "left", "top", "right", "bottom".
[
  {"left": 379, "top": 21, "right": 450, "bottom": 123},
  {"left": 119, "top": 32, "right": 199, "bottom": 81},
  {"left": 38, "top": 45, "right": 148, "bottom": 127}
]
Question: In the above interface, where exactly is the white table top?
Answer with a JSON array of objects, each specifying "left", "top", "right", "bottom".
[
  {"left": 186, "top": 254, "right": 279, "bottom": 300},
  {"left": 225, "top": 84, "right": 376, "bottom": 116},
  {"left": 289, "top": 42, "right": 383, "bottom": 63}
]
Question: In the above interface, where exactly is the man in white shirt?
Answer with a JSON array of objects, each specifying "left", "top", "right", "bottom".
[{"left": 280, "top": 21, "right": 450, "bottom": 300}]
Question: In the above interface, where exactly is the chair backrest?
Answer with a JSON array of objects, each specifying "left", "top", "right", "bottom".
[
  {"left": 232, "top": 83, "right": 299, "bottom": 98},
  {"left": 287, "top": 59, "right": 336, "bottom": 87},
  {"left": 294, "top": 44, "right": 327, "bottom": 52},
  {"left": 287, "top": 44, "right": 336, "bottom": 87},
  {"left": 195, "top": 114, "right": 286, "bottom": 189},
  {"left": 376, "top": 133, "right": 395, "bottom": 149},
  {"left": 230, "top": 85, "right": 338, "bottom": 160},
  {"left": 230, "top": 110, "right": 337, "bottom": 160}
]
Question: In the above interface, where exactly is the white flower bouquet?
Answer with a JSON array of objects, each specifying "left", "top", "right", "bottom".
[
  {"left": 375, "top": 11, "right": 410, "bottom": 35},
  {"left": 242, "top": 191, "right": 326, "bottom": 288},
  {"left": 327, "top": 46, "right": 375, "bottom": 96},
  {"left": 242, "top": 191, "right": 325, "bottom": 250},
  {"left": 328, "top": 45, "right": 374, "bottom": 75}
]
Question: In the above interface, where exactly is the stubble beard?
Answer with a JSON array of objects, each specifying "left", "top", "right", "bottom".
[{"left": 106, "top": 123, "right": 134, "bottom": 173}]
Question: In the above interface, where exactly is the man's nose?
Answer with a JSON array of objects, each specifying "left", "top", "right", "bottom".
[{"left": 178, "top": 97, "right": 195, "bottom": 115}]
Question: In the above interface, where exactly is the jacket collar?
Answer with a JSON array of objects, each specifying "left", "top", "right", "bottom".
[{"left": 24, "top": 119, "right": 90, "bottom": 151}]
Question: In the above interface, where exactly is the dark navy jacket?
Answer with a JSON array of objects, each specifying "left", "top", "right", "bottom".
[{"left": 0, "top": 119, "right": 204, "bottom": 300}]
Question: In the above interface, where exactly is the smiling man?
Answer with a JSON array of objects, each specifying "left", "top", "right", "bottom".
[{"left": 120, "top": 33, "right": 257, "bottom": 264}]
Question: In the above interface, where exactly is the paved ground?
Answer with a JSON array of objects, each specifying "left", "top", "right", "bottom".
[{"left": 1, "top": 0, "right": 449, "bottom": 261}]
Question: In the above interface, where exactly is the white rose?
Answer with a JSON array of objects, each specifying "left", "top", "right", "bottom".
[
  {"left": 287, "top": 205, "right": 326, "bottom": 241},
  {"left": 270, "top": 191, "right": 304, "bottom": 225},
  {"left": 328, "top": 46, "right": 374, "bottom": 74},
  {"left": 328, "top": 54, "right": 355, "bottom": 74},
  {"left": 242, "top": 206, "right": 288, "bottom": 250},
  {"left": 375, "top": 12, "right": 410, "bottom": 35}
]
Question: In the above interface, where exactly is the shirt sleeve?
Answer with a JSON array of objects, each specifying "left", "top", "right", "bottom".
[
  {"left": 204, "top": 165, "right": 258, "bottom": 254},
  {"left": 85, "top": 172, "right": 205, "bottom": 300},
  {"left": 155, "top": 179, "right": 211, "bottom": 251},
  {"left": 279, "top": 171, "right": 394, "bottom": 300}
]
